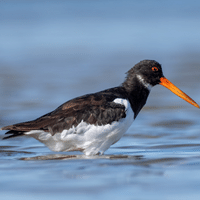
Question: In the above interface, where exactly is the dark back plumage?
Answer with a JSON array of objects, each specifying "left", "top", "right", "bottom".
[{"left": 2, "top": 87, "right": 128, "bottom": 138}]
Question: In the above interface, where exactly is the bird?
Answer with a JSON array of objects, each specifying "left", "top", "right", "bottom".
[{"left": 1, "top": 60, "right": 199, "bottom": 155}]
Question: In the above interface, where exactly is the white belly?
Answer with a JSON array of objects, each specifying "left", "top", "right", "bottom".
[{"left": 25, "top": 98, "right": 134, "bottom": 155}]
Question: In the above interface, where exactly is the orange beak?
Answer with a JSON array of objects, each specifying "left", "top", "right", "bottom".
[{"left": 159, "top": 77, "right": 200, "bottom": 108}]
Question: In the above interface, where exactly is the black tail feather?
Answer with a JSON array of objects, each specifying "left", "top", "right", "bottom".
[{"left": 3, "top": 130, "right": 25, "bottom": 140}]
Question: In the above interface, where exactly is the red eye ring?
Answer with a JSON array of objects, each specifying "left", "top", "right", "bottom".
[{"left": 152, "top": 67, "right": 158, "bottom": 71}]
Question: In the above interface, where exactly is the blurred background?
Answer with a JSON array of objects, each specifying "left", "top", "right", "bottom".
[{"left": 0, "top": 1, "right": 200, "bottom": 200}]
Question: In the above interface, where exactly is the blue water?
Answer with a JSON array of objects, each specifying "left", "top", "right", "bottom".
[{"left": 0, "top": 1, "right": 200, "bottom": 199}]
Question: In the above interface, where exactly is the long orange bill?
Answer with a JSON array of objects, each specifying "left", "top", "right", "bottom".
[{"left": 159, "top": 77, "right": 200, "bottom": 109}]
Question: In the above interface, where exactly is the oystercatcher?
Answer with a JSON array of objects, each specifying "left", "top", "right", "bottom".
[{"left": 1, "top": 60, "right": 199, "bottom": 155}]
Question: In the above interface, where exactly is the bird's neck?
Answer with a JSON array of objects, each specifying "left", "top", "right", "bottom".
[{"left": 122, "top": 76, "right": 150, "bottom": 118}]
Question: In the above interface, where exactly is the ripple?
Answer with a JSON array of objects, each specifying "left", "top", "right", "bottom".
[{"left": 151, "top": 120, "right": 194, "bottom": 129}]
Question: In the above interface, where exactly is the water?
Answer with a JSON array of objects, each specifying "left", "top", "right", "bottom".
[{"left": 0, "top": 0, "right": 200, "bottom": 199}]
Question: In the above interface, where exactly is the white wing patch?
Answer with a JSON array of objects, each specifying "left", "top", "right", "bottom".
[
  {"left": 113, "top": 98, "right": 129, "bottom": 110},
  {"left": 25, "top": 98, "right": 134, "bottom": 155}
]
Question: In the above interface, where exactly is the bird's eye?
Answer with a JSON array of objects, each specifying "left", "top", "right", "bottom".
[{"left": 152, "top": 67, "right": 158, "bottom": 71}]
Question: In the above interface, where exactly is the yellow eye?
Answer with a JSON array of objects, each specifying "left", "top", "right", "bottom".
[{"left": 152, "top": 67, "right": 158, "bottom": 71}]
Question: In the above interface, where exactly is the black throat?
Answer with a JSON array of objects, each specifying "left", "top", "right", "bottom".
[{"left": 122, "top": 75, "right": 150, "bottom": 119}]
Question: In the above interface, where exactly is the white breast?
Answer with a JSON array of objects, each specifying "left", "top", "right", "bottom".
[{"left": 25, "top": 98, "right": 134, "bottom": 155}]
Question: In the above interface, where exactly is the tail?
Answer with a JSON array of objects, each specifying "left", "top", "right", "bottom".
[
  {"left": 3, "top": 130, "right": 25, "bottom": 139},
  {"left": 1, "top": 124, "right": 28, "bottom": 140},
  {"left": 1, "top": 117, "right": 48, "bottom": 139}
]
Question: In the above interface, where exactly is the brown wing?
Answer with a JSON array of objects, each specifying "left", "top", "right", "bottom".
[{"left": 2, "top": 89, "right": 127, "bottom": 138}]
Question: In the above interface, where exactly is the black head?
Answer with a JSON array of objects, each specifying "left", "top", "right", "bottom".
[
  {"left": 126, "top": 60, "right": 164, "bottom": 87},
  {"left": 123, "top": 59, "right": 199, "bottom": 109}
]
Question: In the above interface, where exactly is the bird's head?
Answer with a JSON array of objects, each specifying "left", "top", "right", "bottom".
[{"left": 125, "top": 60, "right": 199, "bottom": 108}]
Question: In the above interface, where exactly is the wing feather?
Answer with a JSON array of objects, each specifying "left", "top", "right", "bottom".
[{"left": 2, "top": 87, "right": 128, "bottom": 138}]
